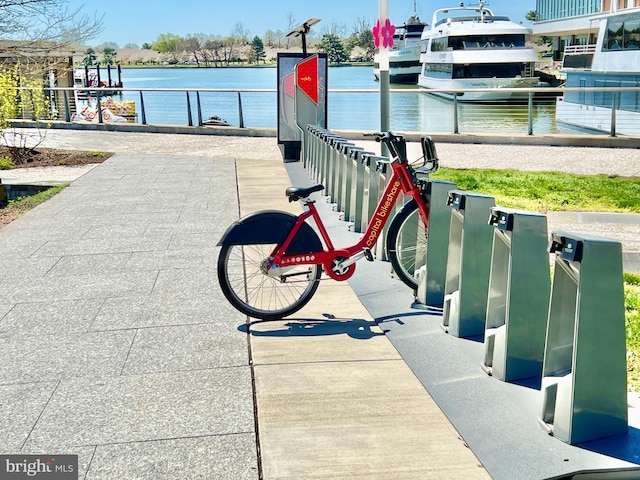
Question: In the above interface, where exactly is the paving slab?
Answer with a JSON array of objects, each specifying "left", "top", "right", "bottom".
[
  {"left": 23, "top": 368, "right": 255, "bottom": 450},
  {"left": 86, "top": 434, "right": 259, "bottom": 480},
  {"left": 0, "top": 298, "right": 103, "bottom": 338},
  {"left": 0, "top": 382, "right": 59, "bottom": 452},
  {"left": 122, "top": 323, "right": 249, "bottom": 375},
  {"left": 0, "top": 330, "right": 135, "bottom": 383},
  {"left": 255, "top": 361, "right": 489, "bottom": 480},
  {"left": 89, "top": 293, "right": 237, "bottom": 331}
]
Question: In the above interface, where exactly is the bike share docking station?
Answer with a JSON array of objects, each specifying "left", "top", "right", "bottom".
[
  {"left": 277, "top": 43, "right": 327, "bottom": 162},
  {"left": 480, "top": 207, "right": 550, "bottom": 383},
  {"left": 539, "top": 231, "right": 628, "bottom": 445},
  {"left": 442, "top": 190, "right": 495, "bottom": 338}
]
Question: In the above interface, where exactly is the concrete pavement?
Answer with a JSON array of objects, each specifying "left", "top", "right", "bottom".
[{"left": 1, "top": 129, "right": 639, "bottom": 479}]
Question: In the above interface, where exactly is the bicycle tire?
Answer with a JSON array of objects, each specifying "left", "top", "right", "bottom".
[
  {"left": 385, "top": 199, "right": 429, "bottom": 290},
  {"left": 218, "top": 242, "right": 322, "bottom": 321}
]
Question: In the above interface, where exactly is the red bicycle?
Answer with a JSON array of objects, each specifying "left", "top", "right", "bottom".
[{"left": 217, "top": 131, "right": 439, "bottom": 320}]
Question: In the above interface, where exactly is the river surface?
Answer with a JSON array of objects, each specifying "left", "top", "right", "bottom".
[{"left": 114, "top": 66, "right": 557, "bottom": 134}]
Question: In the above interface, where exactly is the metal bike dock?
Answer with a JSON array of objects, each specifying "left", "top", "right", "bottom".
[
  {"left": 539, "top": 231, "right": 628, "bottom": 445},
  {"left": 480, "top": 207, "right": 550, "bottom": 383},
  {"left": 304, "top": 125, "right": 326, "bottom": 179},
  {"left": 359, "top": 153, "right": 386, "bottom": 234},
  {"left": 336, "top": 143, "right": 363, "bottom": 218},
  {"left": 415, "top": 179, "right": 457, "bottom": 309},
  {"left": 344, "top": 147, "right": 368, "bottom": 227},
  {"left": 326, "top": 136, "right": 350, "bottom": 203},
  {"left": 442, "top": 190, "right": 495, "bottom": 338}
]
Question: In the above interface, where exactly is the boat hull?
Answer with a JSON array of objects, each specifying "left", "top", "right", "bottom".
[
  {"left": 374, "top": 46, "right": 422, "bottom": 84},
  {"left": 556, "top": 97, "right": 640, "bottom": 136},
  {"left": 417, "top": 76, "right": 540, "bottom": 102}
]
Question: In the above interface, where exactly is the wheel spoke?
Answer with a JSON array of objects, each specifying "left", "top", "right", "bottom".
[{"left": 218, "top": 242, "right": 321, "bottom": 320}]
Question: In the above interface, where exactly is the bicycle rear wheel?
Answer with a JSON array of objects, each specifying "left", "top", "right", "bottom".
[
  {"left": 218, "top": 243, "right": 322, "bottom": 320},
  {"left": 385, "top": 199, "right": 429, "bottom": 290}
]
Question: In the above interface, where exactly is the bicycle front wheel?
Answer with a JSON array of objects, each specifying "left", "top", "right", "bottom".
[
  {"left": 385, "top": 199, "right": 429, "bottom": 290},
  {"left": 218, "top": 243, "right": 322, "bottom": 321}
]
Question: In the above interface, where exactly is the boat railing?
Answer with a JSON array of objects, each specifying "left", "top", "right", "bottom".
[
  {"left": 564, "top": 44, "right": 597, "bottom": 55},
  {"left": 10, "top": 84, "right": 640, "bottom": 138}
]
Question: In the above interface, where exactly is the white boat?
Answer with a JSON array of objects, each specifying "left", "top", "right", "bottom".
[
  {"left": 374, "top": 2, "right": 428, "bottom": 84},
  {"left": 555, "top": 7, "right": 640, "bottom": 136},
  {"left": 417, "top": 1, "right": 539, "bottom": 102}
]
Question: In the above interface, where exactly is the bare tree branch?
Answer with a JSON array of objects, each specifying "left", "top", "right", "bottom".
[{"left": 0, "top": 0, "right": 104, "bottom": 48}]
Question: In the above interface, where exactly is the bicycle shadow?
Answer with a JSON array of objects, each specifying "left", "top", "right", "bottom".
[{"left": 238, "top": 315, "right": 385, "bottom": 340}]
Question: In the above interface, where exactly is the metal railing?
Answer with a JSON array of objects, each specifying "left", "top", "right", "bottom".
[{"left": 14, "top": 85, "right": 640, "bottom": 138}]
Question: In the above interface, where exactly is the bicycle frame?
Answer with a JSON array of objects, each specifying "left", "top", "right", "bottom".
[{"left": 271, "top": 157, "right": 430, "bottom": 281}]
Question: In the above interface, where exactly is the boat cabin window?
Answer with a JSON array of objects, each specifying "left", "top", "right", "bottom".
[
  {"left": 604, "top": 12, "right": 640, "bottom": 51},
  {"left": 452, "top": 63, "right": 531, "bottom": 79},
  {"left": 430, "top": 37, "right": 448, "bottom": 52},
  {"left": 450, "top": 34, "right": 526, "bottom": 50}
]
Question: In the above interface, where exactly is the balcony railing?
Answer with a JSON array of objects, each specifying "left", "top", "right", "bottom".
[{"left": 11, "top": 84, "right": 640, "bottom": 138}]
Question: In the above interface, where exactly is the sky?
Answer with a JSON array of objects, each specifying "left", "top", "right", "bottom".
[{"left": 65, "top": 0, "right": 536, "bottom": 48}]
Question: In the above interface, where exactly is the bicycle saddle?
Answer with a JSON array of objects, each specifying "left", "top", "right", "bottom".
[{"left": 286, "top": 184, "right": 325, "bottom": 202}]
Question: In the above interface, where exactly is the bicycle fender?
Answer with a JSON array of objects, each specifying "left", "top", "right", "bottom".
[
  {"left": 394, "top": 198, "right": 418, "bottom": 220},
  {"left": 217, "top": 210, "right": 323, "bottom": 256}
]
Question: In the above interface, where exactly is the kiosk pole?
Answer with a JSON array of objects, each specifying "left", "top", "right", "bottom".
[{"left": 377, "top": 0, "right": 391, "bottom": 156}]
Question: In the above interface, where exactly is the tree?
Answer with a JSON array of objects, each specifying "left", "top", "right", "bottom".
[
  {"left": 264, "top": 29, "right": 280, "bottom": 48},
  {"left": 184, "top": 35, "right": 203, "bottom": 66},
  {"left": 203, "top": 38, "right": 224, "bottom": 67},
  {"left": 347, "top": 17, "right": 375, "bottom": 61},
  {"left": 101, "top": 46, "right": 117, "bottom": 65},
  {"left": 95, "top": 41, "right": 119, "bottom": 50},
  {"left": 526, "top": 10, "right": 538, "bottom": 22},
  {"left": 285, "top": 12, "right": 299, "bottom": 49},
  {"left": 0, "top": 0, "right": 104, "bottom": 48},
  {"left": 317, "top": 33, "right": 348, "bottom": 64},
  {"left": 0, "top": 66, "right": 51, "bottom": 164},
  {"left": 142, "top": 42, "right": 152, "bottom": 50},
  {"left": 231, "top": 22, "right": 250, "bottom": 45},
  {"left": 82, "top": 48, "right": 97, "bottom": 66},
  {"left": 324, "top": 22, "right": 348, "bottom": 38},
  {"left": 249, "top": 36, "right": 266, "bottom": 64},
  {"left": 152, "top": 33, "right": 185, "bottom": 64}
]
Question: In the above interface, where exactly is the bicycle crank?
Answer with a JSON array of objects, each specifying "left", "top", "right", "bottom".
[{"left": 324, "top": 248, "right": 373, "bottom": 281}]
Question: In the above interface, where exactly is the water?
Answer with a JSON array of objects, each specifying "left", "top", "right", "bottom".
[{"left": 115, "top": 66, "right": 558, "bottom": 134}]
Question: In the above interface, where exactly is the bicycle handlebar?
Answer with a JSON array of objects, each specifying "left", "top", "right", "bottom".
[
  {"left": 366, "top": 131, "right": 404, "bottom": 144},
  {"left": 365, "top": 131, "right": 406, "bottom": 163}
]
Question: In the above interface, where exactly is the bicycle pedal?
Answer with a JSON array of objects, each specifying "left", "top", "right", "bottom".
[{"left": 363, "top": 248, "right": 374, "bottom": 262}]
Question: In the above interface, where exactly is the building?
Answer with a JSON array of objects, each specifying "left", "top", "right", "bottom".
[
  {"left": 533, "top": 0, "right": 640, "bottom": 59},
  {"left": 0, "top": 41, "right": 81, "bottom": 119}
]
